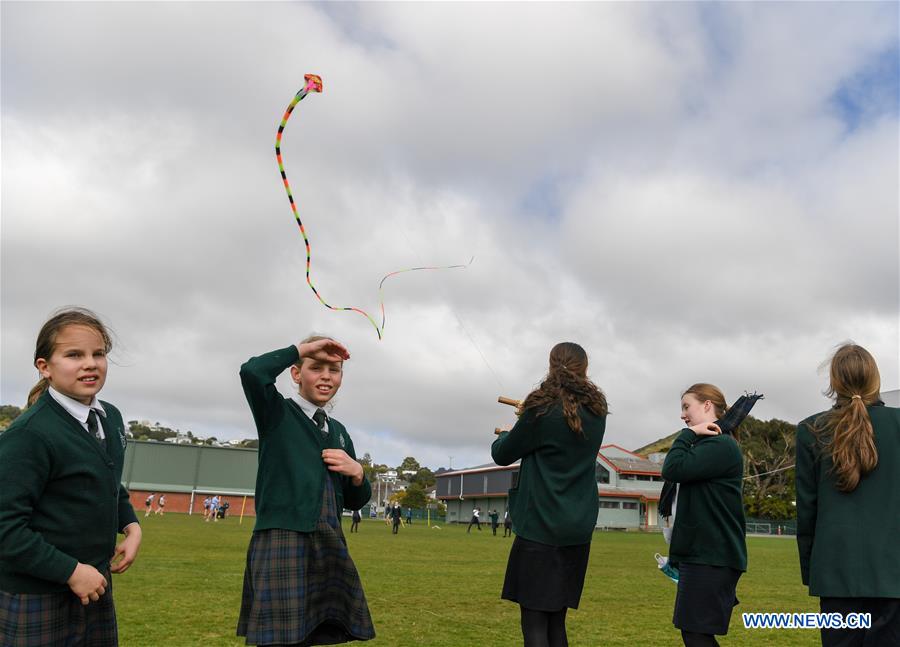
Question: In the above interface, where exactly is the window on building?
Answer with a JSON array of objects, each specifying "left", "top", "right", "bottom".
[
  {"left": 637, "top": 475, "right": 652, "bottom": 481},
  {"left": 595, "top": 464, "right": 610, "bottom": 484},
  {"left": 599, "top": 501, "right": 620, "bottom": 509},
  {"left": 483, "top": 475, "right": 488, "bottom": 494},
  {"left": 622, "top": 502, "right": 638, "bottom": 510}
]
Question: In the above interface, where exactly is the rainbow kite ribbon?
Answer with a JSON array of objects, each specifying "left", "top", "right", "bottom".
[{"left": 276, "top": 74, "right": 470, "bottom": 339}]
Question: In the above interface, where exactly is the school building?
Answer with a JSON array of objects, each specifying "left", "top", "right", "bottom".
[
  {"left": 436, "top": 445, "right": 665, "bottom": 530},
  {"left": 122, "top": 440, "right": 259, "bottom": 517}
]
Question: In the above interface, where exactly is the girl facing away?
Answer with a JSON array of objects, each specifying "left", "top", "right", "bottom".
[
  {"left": 0, "top": 307, "right": 142, "bottom": 646},
  {"left": 796, "top": 343, "right": 900, "bottom": 647},
  {"left": 661, "top": 384, "right": 747, "bottom": 647},
  {"left": 236, "top": 335, "right": 374, "bottom": 646},
  {"left": 492, "top": 342, "right": 608, "bottom": 647}
]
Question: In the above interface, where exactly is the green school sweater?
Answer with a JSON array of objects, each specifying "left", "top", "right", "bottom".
[
  {"left": 796, "top": 404, "right": 900, "bottom": 597},
  {"left": 0, "top": 391, "right": 139, "bottom": 593},
  {"left": 491, "top": 405, "right": 606, "bottom": 546},
  {"left": 240, "top": 345, "right": 371, "bottom": 533},
  {"left": 661, "top": 429, "right": 747, "bottom": 572}
]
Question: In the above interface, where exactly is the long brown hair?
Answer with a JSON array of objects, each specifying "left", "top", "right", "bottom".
[
  {"left": 27, "top": 307, "right": 113, "bottom": 407},
  {"left": 682, "top": 383, "right": 728, "bottom": 419},
  {"left": 813, "top": 343, "right": 880, "bottom": 493},
  {"left": 520, "top": 342, "right": 608, "bottom": 435}
]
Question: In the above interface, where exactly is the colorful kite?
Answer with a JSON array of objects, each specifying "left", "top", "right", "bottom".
[{"left": 276, "top": 74, "right": 470, "bottom": 339}]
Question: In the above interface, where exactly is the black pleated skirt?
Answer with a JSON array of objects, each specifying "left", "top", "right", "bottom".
[
  {"left": 673, "top": 562, "right": 742, "bottom": 635},
  {"left": 501, "top": 536, "right": 590, "bottom": 611}
]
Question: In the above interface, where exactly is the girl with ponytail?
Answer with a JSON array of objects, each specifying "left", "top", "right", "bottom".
[
  {"left": 661, "top": 383, "right": 752, "bottom": 647},
  {"left": 0, "top": 307, "right": 141, "bottom": 646},
  {"left": 492, "top": 342, "right": 608, "bottom": 647},
  {"left": 796, "top": 343, "right": 900, "bottom": 646}
]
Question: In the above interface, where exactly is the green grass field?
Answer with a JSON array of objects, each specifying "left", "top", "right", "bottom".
[{"left": 116, "top": 514, "right": 820, "bottom": 646}]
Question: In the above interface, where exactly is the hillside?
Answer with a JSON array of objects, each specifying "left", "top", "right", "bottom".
[{"left": 633, "top": 415, "right": 798, "bottom": 519}]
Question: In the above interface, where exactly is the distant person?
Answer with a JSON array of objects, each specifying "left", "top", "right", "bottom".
[
  {"left": 0, "top": 307, "right": 142, "bottom": 646},
  {"left": 467, "top": 507, "right": 482, "bottom": 533},
  {"left": 489, "top": 509, "right": 500, "bottom": 536},
  {"left": 796, "top": 344, "right": 900, "bottom": 647},
  {"left": 662, "top": 383, "right": 747, "bottom": 647},
  {"left": 369, "top": 507, "right": 377, "bottom": 519},
  {"left": 202, "top": 496, "right": 211, "bottom": 519},
  {"left": 155, "top": 494, "right": 166, "bottom": 515},
  {"left": 492, "top": 341, "right": 608, "bottom": 647},
  {"left": 145, "top": 492, "right": 155, "bottom": 517},
  {"left": 350, "top": 509, "right": 361, "bottom": 533},
  {"left": 503, "top": 510, "right": 513, "bottom": 537},
  {"left": 207, "top": 495, "right": 220, "bottom": 523},
  {"left": 236, "top": 336, "right": 374, "bottom": 645},
  {"left": 219, "top": 499, "right": 230, "bottom": 519},
  {"left": 391, "top": 503, "right": 402, "bottom": 534},
  {"left": 406, "top": 507, "right": 413, "bottom": 525}
]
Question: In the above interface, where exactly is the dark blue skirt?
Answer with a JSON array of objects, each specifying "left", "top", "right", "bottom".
[
  {"left": 237, "top": 476, "right": 375, "bottom": 645},
  {"left": 673, "top": 562, "right": 741, "bottom": 635}
]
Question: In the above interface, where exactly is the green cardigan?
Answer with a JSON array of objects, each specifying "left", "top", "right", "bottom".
[
  {"left": 0, "top": 392, "right": 139, "bottom": 593},
  {"left": 491, "top": 405, "right": 606, "bottom": 546},
  {"left": 796, "top": 404, "right": 900, "bottom": 597},
  {"left": 240, "top": 345, "right": 371, "bottom": 533},
  {"left": 661, "top": 428, "right": 747, "bottom": 572}
]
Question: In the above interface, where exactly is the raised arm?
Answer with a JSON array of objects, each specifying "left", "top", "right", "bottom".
[
  {"left": 239, "top": 345, "right": 301, "bottom": 433},
  {"left": 492, "top": 409, "right": 542, "bottom": 466}
]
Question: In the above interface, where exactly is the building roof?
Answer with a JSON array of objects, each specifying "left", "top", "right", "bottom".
[
  {"left": 439, "top": 462, "right": 519, "bottom": 477},
  {"left": 597, "top": 449, "right": 662, "bottom": 476},
  {"left": 598, "top": 488, "right": 661, "bottom": 501}
]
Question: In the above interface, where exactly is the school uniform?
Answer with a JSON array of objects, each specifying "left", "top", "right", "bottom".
[
  {"left": 236, "top": 345, "right": 374, "bottom": 646},
  {"left": 492, "top": 404, "right": 606, "bottom": 611},
  {"left": 390, "top": 506, "right": 402, "bottom": 534},
  {"left": 796, "top": 403, "right": 900, "bottom": 646},
  {"left": 661, "top": 428, "right": 746, "bottom": 637},
  {"left": 0, "top": 388, "right": 138, "bottom": 646}
]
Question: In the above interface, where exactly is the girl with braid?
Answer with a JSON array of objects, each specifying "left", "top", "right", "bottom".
[
  {"left": 796, "top": 344, "right": 900, "bottom": 647},
  {"left": 492, "top": 342, "right": 608, "bottom": 647}
]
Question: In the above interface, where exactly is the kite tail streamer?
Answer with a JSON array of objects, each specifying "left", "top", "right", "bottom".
[{"left": 276, "top": 74, "right": 470, "bottom": 340}]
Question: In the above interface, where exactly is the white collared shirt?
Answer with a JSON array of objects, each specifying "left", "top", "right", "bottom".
[
  {"left": 290, "top": 393, "right": 330, "bottom": 434},
  {"left": 48, "top": 386, "right": 106, "bottom": 439}
]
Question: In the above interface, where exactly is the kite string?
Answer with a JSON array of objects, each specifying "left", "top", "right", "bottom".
[
  {"left": 277, "top": 74, "right": 470, "bottom": 340},
  {"left": 394, "top": 228, "right": 505, "bottom": 390}
]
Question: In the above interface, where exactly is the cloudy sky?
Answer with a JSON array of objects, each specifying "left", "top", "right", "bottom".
[{"left": 2, "top": 2, "right": 898, "bottom": 471}]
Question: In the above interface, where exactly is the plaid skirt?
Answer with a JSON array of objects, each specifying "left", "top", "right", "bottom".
[
  {"left": 0, "top": 576, "right": 117, "bottom": 647},
  {"left": 237, "top": 476, "right": 375, "bottom": 646}
]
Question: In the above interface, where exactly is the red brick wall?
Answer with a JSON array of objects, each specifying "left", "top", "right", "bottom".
[{"left": 129, "top": 490, "right": 257, "bottom": 517}]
